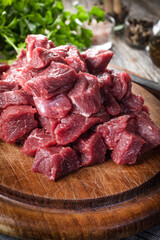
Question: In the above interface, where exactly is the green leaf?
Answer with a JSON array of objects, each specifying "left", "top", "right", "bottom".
[
  {"left": 2, "top": 33, "right": 18, "bottom": 54},
  {"left": 45, "top": 10, "right": 53, "bottom": 24},
  {"left": 7, "top": 17, "right": 17, "bottom": 29}
]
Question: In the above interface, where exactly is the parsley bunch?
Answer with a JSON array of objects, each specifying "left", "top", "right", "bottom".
[{"left": 0, "top": 0, "right": 105, "bottom": 60}]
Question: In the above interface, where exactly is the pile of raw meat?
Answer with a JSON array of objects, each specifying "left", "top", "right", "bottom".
[{"left": 0, "top": 35, "right": 160, "bottom": 181}]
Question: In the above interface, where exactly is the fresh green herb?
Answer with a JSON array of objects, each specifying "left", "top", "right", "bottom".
[{"left": 0, "top": 0, "right": 105, "bottom": 60}]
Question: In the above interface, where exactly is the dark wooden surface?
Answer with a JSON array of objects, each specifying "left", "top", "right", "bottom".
[{"left": 0, "top": 83, "right": 160, "bottom": 240}]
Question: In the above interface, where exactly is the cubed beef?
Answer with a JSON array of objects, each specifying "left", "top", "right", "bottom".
[
  {"left": 97, "top": 115, "right": 130, "bottom": 149},
  {"left": 32, "top": 146, "right": 80, "bottom": 181},
  {"left": 0, "top": 80, "right": 20, "bottom": 93},
  {"left": 0, "top": 63, "right": 10, "bottom": 74},
  {"left": 141, "top": 105, "right": 150, "bottom": 115},
  {"left": 19, "top": 61, "right": 77, "bottom": 98},
  {"left": 34, "top": 94, "right": 72, "bottom": 119},
  {"left": 68, "top": 72, "right": 101, "bottom": 117},
  {"left": 25, "top": 34, "right": 55, "bottom": 62},
  {"left": 137, "top": 111, "right": 160, "bottom": 152},
  {"left": 109, "top": 72, "right": 132, "bottom": 101},
  {"left": 0, "top": 105, "right": 37, "bottom": 143},
  {"left": 96, "top": 71, "right": 112, "bottom": 89},
  {"left": 74, "top": 132, "right": 107, "bottom": 166},
  {"left": 30, "top": 47, "right": 66, "bottom": 68},
  {"left": 81, "top": 49, "right": 113, "bottom": 74},
  {"left": 51, "top": 45, "right": 70, "bottom": 58},
  {"left": 120, "top": 93, "right": 144, "bottom": 114},
  {"left": 111, "top": 131, "right": 145, "bottom": 164},
  {"left": 65, "top": 46, "right": 87, "bottom": 73},
  {"left": 15, "top": 65, "right": 44, "bottom": 89},
  {"left": 125, "top": 118, "right": 137, "bottom": 133},
  {"left": 0, "top": 90, "right": 34, "bottom": 109},
  {"left": 2, "top": 49, "right": 26, "bottom": 81},
  {"left": 38, "top": 115, "right": 59, "bottom": 135},
  {"left": 21, "top": 128, "right": 56, "bottom": 156},
  {"left": 55, "top": 107, "right": 110, "bottom": 145},
  {"left": 102, "top": 89, "right": 121, "bottom": 116}
]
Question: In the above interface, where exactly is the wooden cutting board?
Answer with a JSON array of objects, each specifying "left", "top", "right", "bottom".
[{"left": 0, "top": 83, "right": 160, "bottom": 240}]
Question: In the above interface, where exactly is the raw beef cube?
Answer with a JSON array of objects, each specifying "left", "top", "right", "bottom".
[
  {"left": 0, "top": 80, "right": 20, "bottom": 93},
  {"left": 51, "top": 45, "right": 70, "bottom": 58},
  {"left": 32, "top": 146, "right": 80, "bottom": 181},
  {"left": 81, "top": 49, "right": 113, "bottom": 74},
  {"left": 38, "top": 115, "right": 59, "bottom": 134},
  {"left": 34, "top": 94, "right": 72, "bottom": 119},
  {"left": 141, "top": 105, "right": 150, "bottom": 115},
  {"left": 55, "top": 108, "right": 110, "bottom": 145},
  {"left": 137, "top": 111, "right": 160, "bottom": 152},
  {"left": 25, "top": 34, "right": 55, "bottom": 62},
  {"left": 97, "top": 115, "right": 130, "bottom": 149},
  {"left": 111, "top": 131, "right": 145, "bottom": 164},
  {"left": 30, "top": 47, "right": 66, "bottom": 68},
  {"left": 0, "top": 63, "right": 10, "bottom": 74},
  {"left": 0, "top": 90, "right": 34, "bottom": 109},
  {"left": 91, "top": 106, "right": 110, "bottom": 123},
  {"left": 109, "top": 72, "right": 132, "bottom": 101},
  {"left": 21, "top": 128, "right": 56, "bottom": 156},
  {"left": 1, "top": 49, "right": 27, "bottom": 82},
  {"left": 65, "top": 46, "right": 87, "bottom": 73},
  {"left": 22, "top": 61, "right": 77, "bottom": 98},
  {"left": 15, "top": 65, "right": 44, "bottom": 89},
  {"left": 74, "top": 132, "right": 107, "bottom": 166},
  {"left": 102, "top": 89, "right": 120, "bottom": 116},
  {"left": 120, "top": 93, "right": 144, "bottom": 114},
  {"left": 0, "top": 105, "right": 37, "bottom": 143},
  {"left": 96, "top": 71, "right": 112, "bottom": 89},
  {"left": 55, "top": 114, "right": 87, "bottom": 145},
  {"left": 68, "top": 72, "right": 101, "bottom": 117},
  {"left": 125, "top": 118, "right": 137, "bottom": 133}
]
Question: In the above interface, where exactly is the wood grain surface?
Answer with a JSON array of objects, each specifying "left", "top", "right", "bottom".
[{"left": 0, "top": 83, "right": 160, "bottom": 240}]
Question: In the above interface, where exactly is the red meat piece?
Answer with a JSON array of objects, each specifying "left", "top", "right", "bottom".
[
  {"left": 2, "top": 49, "right": 26, "bottom": 82},
  {"left": 50, "top": 45, "right": 70, "bottom": 58},
  {"left": 32, "top": 147, "right": 80, "bottom": 181},
  {"left": 0, "top": 63, "right": 10, "bottom": 74},
  {"left": 15, "top": 65, "right": 44, "bottom": 89},
  {"left": 81, "top": 49, "right": 113, "bottom": 74},
  {"left": 25, "top": 34, "right": 55, "bottom": 62},
  {"left": 0, "top": 90, "right": 34, "bottom": 110},
  {"left": 21, "top": 128, "right": 56, "bottom": 156},
  {"left": 34, "top": 94, "right": 72, "bottom": 119},
  {"left": 111, "top": 131, "right": 145, "bottom": 164},
  {"left": 38, "top": 115, "right": 59, "bottom": 135},
  {"left": 55, "top": 107, "right": 110, "bottom": 145},
  {"left": 30, "top": 47, "right": 66, "bottom": 68},
  {"left": 65, "top": 46, "right": 87, "bottom": 73},
  {"left": 0, "top": 80, "right": 20, "bottom": 93},
  {"left": 18, "top": 61, "right": 77, "bottom": 98},
  {"left": 137, "top": 111, "right": 160, "bottom": 152},
  {"left": 96, "top": 71, "right": 112, "bottom": 89},
  {"left": 0, "top": 105, "right": 37, "bottom": 143},
  {"left": 68, "top": 72, "right": 101, "bottom": 117},
  {"left": 120, "top": 93, "right": 144, "bottom": 114},
  {"left": 97, "top": 115, "right": 130, "bottom": 149},
  {"left": 109, "top": 72, "right": 132, "bottom": 101},
  {"left": 102, "top": 88, "right": 121, "bottom": 116},
  {"left": 74, "top": 132, "right": 107, "bottom": 166}
]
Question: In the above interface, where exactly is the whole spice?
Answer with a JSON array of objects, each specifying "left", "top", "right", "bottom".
[{"left": 125, "top": 18, "right": 154, "bottom": 48}]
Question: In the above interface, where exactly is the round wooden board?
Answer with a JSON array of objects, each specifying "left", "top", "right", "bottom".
[{"left": 0, "top": 83, "right": 160, "bottom": 240}]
